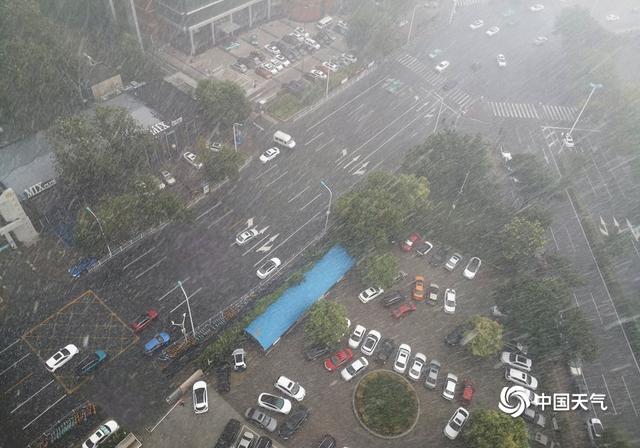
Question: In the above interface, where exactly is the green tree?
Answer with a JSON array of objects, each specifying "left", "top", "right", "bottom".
[
  {"left": 561, "top": 308, "right": 598, "bottom": 362},
  {"left": 509, "top": 153, "right": 558, "bottom": 198},
  {"left": 195, "top": 79, "right": 251, "bottom": 130},
  {"left": 467, "top": 316, "right": 503, "bottom": 358},
  {"left": 359, "top": 252, "right": 398, "bottom": 289},
  {"left": 335, "top": 172, "right": 429, "bottom": 253},
  {"left": 202, "top": 146, "right": 246, "bottom": 183},
  {"left": 347, "top": 1, "right": 399, "bottom": 58},
  {"left": 600, "top": 428, "right": 632, "bottom": 448},
  {"left": 305, "top": 300, "right": 348, "bottom": 347},
  {"left": 501, "top": 216, "right": 546, "bottom": 262},
  {"left": 464, "top": 410, "right": 528, "bottom": 448}
]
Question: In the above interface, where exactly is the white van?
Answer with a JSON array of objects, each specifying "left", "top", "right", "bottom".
[
  {"left": 273, "top": 130, "right": 296, "bottom": 148},
  {"left": 316, "top": 16, "right": 333, "bottom": 30}
]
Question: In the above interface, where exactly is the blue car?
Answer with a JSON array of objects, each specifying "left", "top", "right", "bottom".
[
  {"left": 144, "top": 332, "right": 170, "bottom": 355},
  {"left": 68, "top": 257, "right": 98, "bottom": 278}
]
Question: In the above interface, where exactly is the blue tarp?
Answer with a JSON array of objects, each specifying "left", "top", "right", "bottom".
[{"left": 245, "top": 245, "right": 355, "bottom": 351}]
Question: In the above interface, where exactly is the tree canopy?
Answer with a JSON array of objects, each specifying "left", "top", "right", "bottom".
[
  {"left": 305, "top": 300, "right": 348, "bottom": 347},
  {"left": 195, "top": 79, "right": 251, "bottom": 130},
  {"left": 464, "top": 410, "right": 528, "bottom": 448},
  {"left": 202, "top": 146, "right": 246, "bottom": 183},
  {"left": 359, "top": 252, "right": 398, "bottom": 289},
  {"left": 500, "top": 216, "right": 546, "bottom": 264},
  {"left": 467, "top": 316, "right": 503, "bottom": 358}
]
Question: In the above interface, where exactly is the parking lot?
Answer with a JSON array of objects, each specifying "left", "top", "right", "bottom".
[{"left": 222, "top": 244, "right": 543, "bottom": 447}]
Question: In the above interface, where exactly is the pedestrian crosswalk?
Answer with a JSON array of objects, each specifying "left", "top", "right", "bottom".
[
  {"left": 454, "top": 0, "right": 488, "bottom": 6},
  {"left": 444, "top": 88, "right": 475, "bottom": 112},
  {"left": 488, "top": 101, "right": 578, "bottom": 121}
]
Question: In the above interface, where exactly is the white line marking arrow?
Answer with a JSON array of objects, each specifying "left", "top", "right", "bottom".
[
  {"left": 257, "top": 234, "right": 279, "bottom": 252},
  {"left": 342, "top": 155, "right": 361, "bottom": 170}
]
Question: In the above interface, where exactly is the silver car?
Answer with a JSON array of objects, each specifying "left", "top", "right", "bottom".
[{"left": 424, "top": 360, "right": 441, "bottom": 389}]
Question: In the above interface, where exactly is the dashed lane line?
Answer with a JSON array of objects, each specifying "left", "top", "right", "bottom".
[
  {"left": 11, "top": 380, "right": 54, "bottom": 414},
  {"left": 0, "top": 353, "right": 30, "bottom": 376},
  {"left": 288, "top": 186, "right": 310, "bottom": 203},
  {"left": 300, "top": 193, "right": 321, "bottom": 211},
  {"left": 123, "top": 247, "right": 157, "bottom": 271},
  {"left": 22, "top": 394, "right": 66, "bottom": 430},
  {"left": 207, "top": 210, "right": 234, "bottom": 229},
  {"left": 265, "top": 171, "right": 288, "bottom": 187},
  {"left": 195, "top": 201, "right": 222, "bottom": 221},
  {"left": 134, "top": 256, "right": 166, "bottom": 280},
  {"left": 0, "top": 339, "right": 20, "bottom": 356}
]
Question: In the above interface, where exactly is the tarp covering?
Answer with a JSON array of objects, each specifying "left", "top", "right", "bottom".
[{"left": 245, "top": 245, "right": 354, "bottom": 351}]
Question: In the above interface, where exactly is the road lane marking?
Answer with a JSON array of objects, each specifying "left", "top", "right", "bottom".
[
  {"left": 564, "top": 225, "right": 576, "bottom": 252},
  {"left": 362, "top": 114, "right": 423, "bottom": 162},
  {"left": 23, "top": 394, "right": 66, "bottom": 430},
  {"left": 11, "top": 379, "right": 54, "bottom": 414},
  {"left": 134, "top": 257, "right": 166, "bottom": 280},
  {"left": 601, "top": 374, "right": 617, "bottom": 414},
  {"left": 0, "top": 339, "right": 20, "bottom": 356},
  {"left": 621, "top": 376, "right": 639, "bottom": 416},
  {"left": 288, "top": 186, "right": 310, "bottom": 203},
  {"left": 590, "top": 293, "right": 604, "bottom": 325},
  {"left": 195, "top": 201, "right": 222, "bottom": 221},
  {"left": 300, "top": 193, "right": 321, "bottom": 211},
  {"left": 352, "top": 104, "right": 419, "bottom": 156},
  {"left": 306, "top": 132, "right": 324, "bottom": 145},
  {"left": 265, "top": 171, "right": 288, "bottom": 187},
  {"left": 4, "top": 372, "right": 32, "bottom": 395},
  {"left": 123, "top": 247, "right": 157, "bottom": 271},
  {"left": 170, "top": 287, "right": 203, "bottom": 314},
  {"left": 314, "top": 137, "right": 335, "bottom": 153},
  {"left": 156, "top": 278, "right": 191, "bottom": 301},
  {"left": 243, "top": 234, "right": 271, "bottom": 256},
  {"left": 208, "top": 209, "right": 234, "bottom": 229},
  {"left": 254, "top": 164, "right": 279, "bottom": 180},
  {"left": 549, "top": 227, "right": 559, "bottom": 251},
  {"left": 0, "top": 353, "right": 30, "bottom": 376}
]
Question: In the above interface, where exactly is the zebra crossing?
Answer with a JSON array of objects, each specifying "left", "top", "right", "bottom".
[
  {"left": 488, "top": 101, "right": 578, "bottom": 121},
  {"left": 454, "top": 0, "right": 488, "bottom": 6},
  {"left": 396, "top": 54, "right": 475, "bottom": 111}
]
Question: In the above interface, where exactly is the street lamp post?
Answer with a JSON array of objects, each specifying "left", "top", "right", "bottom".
[
  {"left": 566, "top": 82, "right": 602, "bottom": 142},
  {"left": 177, "top": 281, "right": 196, "bottom": 338},
  {"left": 320, "top": 181, "right": 332, "bottom": 234},
  {"left": 447, "top": 170, "right": 470, "bottom": 220},
  {"left": 85, "top": 206, "right": 112, "bottom": 257},
  {"left": 232, "top": 123, "right": 243, "bottom": 152}
]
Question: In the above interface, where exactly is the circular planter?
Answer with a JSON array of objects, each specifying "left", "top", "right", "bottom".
[{"left": 352, "top": 370, "right": 420, "bottom": 439}]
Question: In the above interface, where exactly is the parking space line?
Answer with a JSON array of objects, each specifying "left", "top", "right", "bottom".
[
  {"left": 314, "top": 138, "right": 335, "bottom": 153},
  {"left": 265, "top": 171, "right": 288, "bottom": 187},
  {"left": 208, "top": 209, "right": 234, "bottom": 229},
  {"left": 306, "top": 132, "right": 324, "bottom": 145},
  {"left": 134, "top": 256, "right": 166, "bottom": 280},
  {"left": 548, "top": 227, "right": 559, "bottom": 251},
  {"left": 4, "top": 372, "right": 32, "bottom": 395},
  {"left": 11, "top": 379, "right": 54, "bottom": 414},
  {"left": 0, "top": 353, "right": 30, "bottom": 376},
  {"left": 195, "top": 201, "right": 222, "bottom": 221},
  {"left": 156, "top": 278, "right": 191, "bottom": 302},
  {"left": 123, "top": 247, "right": 157, "bottom": 271},
  {"left": 621, "top": 376, "right": 639, "bottom": 416},
  {"left": 254, "top": 163, "right": 278, "bottom": 180},
  {"left": 243, "top": 234, "right": 270, "bottom": 256},
  {"left": 22, "top": 394, "right": 66, "bottom": 430},
  {"left": 170, "top": 287, "right": 203, "bottom": 314},
  {"left": 564, "top": 225, "right": 576, "bottom": 252},
  {"left": 601, "top": 374, "right": 617, "bottom": 414},
  {"left": 300, "top": 193, "right": 321, "bottom": 211},
  {"left": 288, "top": 186, "right": 310, "bottom": 203},
  {"left": 0, "top": 339, "right": 20, "bottom": 356}
]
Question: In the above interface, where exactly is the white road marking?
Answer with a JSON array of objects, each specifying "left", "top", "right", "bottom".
[
  {"left": 134, "top": 257, "right": 166, "bottom": 280},
  {"left": 362, "top": 114, "right": 423, "bottom": 162},
  {"left": 549, "top": 227, "right": 559, "bottom": 251},
  {"left": 600, "top": 374, "right": 617, "bottom": 414},
  {"left": 0, "top": 339, "right": 20, "bottom": 356},
  {"left": 572, "top": 291, "right": 580, "bottom": 307},
  {"left": 254, "top": 164, "right": 279, "bottom": 180},
  {"left": 288, "top": 186, "right": 310, "bottom": 203},
  {"left": 11, "top": 380, "right": 54, "bottom": 414},
  {"left": 314, "top": 138, "right": 335, "bottom": 153},
  {"left": 0, "top": 353, "right": 30, "bottom": 376},
  {"left": 22, "top": 394, "right": 67, "bottom": 430},
  {"left": 300, "top": 193, "right": 321, "bottom": 211},
  {"left": 170, "top": 287, "right": 203, "bottom": 313},
  {"left": 243, "top": 234, "right": 271, "bottom": 256},
  {"left": 306, "top": 132, "right": 324, "bottom": 145},
  {"left": 195, "top": 201, "right": 222, "bottom": 221},
  {"left": 265, "top": 171, "right": 288, "bottom": 187},
  {"left": 621, "top": 376, "right": 639, "bottom": 416},
  {"left": 564, "top": 225, "right": 576, "bottom": 252},
  {"left": 123, "top": 247, "right": 157, "bottom": 271},
  {"left": 156, "top": 278, "right": 191, "bottom": 301},
  {"left": 351, "top": 104, "right": 419, "bottom": 156},
  {"left": 208, "top": 209, "right": 234, "bottom": 229},
  {"left": 590, "top": 292, "right": 604, "bottom": 325}
]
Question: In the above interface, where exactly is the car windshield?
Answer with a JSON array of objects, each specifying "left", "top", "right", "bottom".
[
  {"left": 264, "top": 395, "right": 283, "bottom": 407},
  {"left": 195, "top": 389, "right": 205, "bottom": 402}
]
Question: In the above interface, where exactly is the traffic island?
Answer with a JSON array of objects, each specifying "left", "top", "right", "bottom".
[{"left": 352, "top": 370, "right": 419, "bottom": 439}]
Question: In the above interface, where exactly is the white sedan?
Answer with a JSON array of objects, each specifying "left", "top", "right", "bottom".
[
  {"left": 529, "top": 4, "right": 544, "bottom": 12},
  {"left": 259, "top": 147, "right": 280, "bottom": 163},
  {"left": 310, "top": 69, "right": 327, "bottom": 80},
  {"left": 469, "top": 19, "right": 484, "bottom": 29},
  {"left": 393, "top": 344, "right": 411, "bottom": 374},
  {"left": 497, "top": 54, "right": 507, "bottom": 67},
  {"left": 161, "top": 170, "right": 176, "bottom": 185},
  {"left": 183, "top": 151, "right": 203, "bottom": 169},
  {"left": 444, "top": 407, "right": 469, "bottom": 440},
  {"left": 45, "top": 344, "right": 79, "bottom": 372},
  {"left": 258, "top": 393, "right": 292, "bottom": 414},
  {"left": 606, "top": 14, "right": 620, "bottom": 21},
  {"left": 192, "top": 381, "right": 208, "bottom": 414},
  {"left": 533, "top": 36, "right": 548, "bottom": 45},
  {"left": 463, "top": 257, "right": 481, "bottom": 279},
  {"left": 82, "top": 420, "right": 119, "bottom": 448},
  {"left": 348, "top": 324, "right": 366, "bottom": 349},
  {"left": 505, "top": 368, "right": 539, "bottom": 390},
  {"left": 358, "top": 287, "right": 384, "bottom": 303},
  {"left": 443, "top": 289, "right": 456, "bottom": 314},
  {"left": 341, "top": 357, "right": 369, "bottom": 381},
  {"left": 257, "top": 257, "right": 281, "bottom": 279},
  {"left": 435, "top": 60, "right": 450, "bottom": 73},
  {"left": 408, "top": 352, "right": 427, "bottom": 380},
  {"left": 360, "top": 330, "right": 381, "bottom": 356},
  {"left": 442, "top": 373, "right": 458, "bottom": 400},
  {"left": 501, "top": 352, "right": 532, "bottom": 372},
  {"left": 236, "top": 228, "right": 259, "bottom": 245},
  {"left": 275, "top": 375, "right": 306, "bottom": 401},
  {"left": 486, "top": 26, "right": 500, "bottom": 36},
  {"left": 322, "top": 61, "right": 339, "bottom": 72}
]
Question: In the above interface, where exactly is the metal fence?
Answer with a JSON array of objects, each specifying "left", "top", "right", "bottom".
[{"left": 28, "top": 402, "right": 97, "bottom": 448}]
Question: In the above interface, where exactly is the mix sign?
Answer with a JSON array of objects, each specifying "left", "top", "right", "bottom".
[{"left": 498, "top": 385, "right": 608, "bottom": 418}]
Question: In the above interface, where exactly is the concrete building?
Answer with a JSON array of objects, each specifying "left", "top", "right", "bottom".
[{"left": 0, "top": 189, "right": 39, "bottom": 249}]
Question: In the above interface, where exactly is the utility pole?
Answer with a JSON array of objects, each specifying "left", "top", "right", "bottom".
[
  {"left": 565, "top": 82, "right": 602, "bottom": 146},
  {"left": 320, "top": 181, "right": 332, "bottom": 234}
]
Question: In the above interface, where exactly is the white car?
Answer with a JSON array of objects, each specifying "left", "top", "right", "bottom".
[
  {"left": 264, "top": 44, "right": 280, "bottom": 55},
  {"left": 505, "top": 368, "right": 538, "bottom": 390},
  {"left": 275, "top": 375, "right": 306, "bottom": 401},
  {"left": 82, "top": 420, "right": 119, "bottom": 448},
  {"left": 304, "top": 38, "right": 321, "bottom": 50},
  {"left": 232, "top": 348, "right": 247, "bottom": 371},
  {"left": 358, "top": 287, "right": 384, "bottom": 303},
  {"left": 445, "top": 253, "right": 462, "bottom": 271},
  {"left": 442, "top": 373, "right": 458, "bottom": 400},
  {"left": 45, "top": 344, "right": 79, "bottom": 372},
  {"left": 443, "top": 288, "right": 456, "bottom": 314},
  {"left": 294, "top": 27, "right": 309, "bottom": 37},
  {"left": 257, "top": 257, "right": 281, "bottom": 279},
  {"left": 486, "top": 26, "right": 500, "bottom": 36},
  {"left": 360, "top": 330, "right": 381, "bottom": 356},
  {"left": 606, "top": 14, "right": 620, "bottom": 21},
  {"left": 262, "top": 63, "right": 278, "bottom": 75},
  {"left": 444, "top": 407, "right": 469, "bottom": 440},
  {"left": 310, "top": 69, "right": 327, "bottom": 79},
  {"left": 259, "top": 147, "right": 280, "bottom": 163},
  {"left": 435, "top": 60, "right": 450, "bottom": 72},
  {"left": 533, "top": 36, "right": 548, "bottom": 45},
  {"left": 160, "top": 170, "right": 176, "bottom": 185},
  {"left": 274, "top": 54, "right": 290, "bottom": 67},
  {"left": 529, "top": 4, "right": 544, "bottom": 12},
  {"left": 192, "top": 381, "right": 208, "bottom": 414},
  {"left": 322, "top": 61, "right": 339, "bottom": 72},
  {"left": 428, "top": 49, "right": 442, "bottom": 59},
  {"left": 408, "top": 352, "right": 427, "bottom": 380},
  {"left": 563, "top": 133, "right": 575, "bottom": 148},
  {"left": 348, "top": 324, "right": 366, "bottom": 349},
  {"left": 341, "top": 356, "right": 369, "bottom": 381},
  {"left": 236, "top": 228, "right": 259, "bottom": 245},
  {"left": 463, "top": 257, "right": 481, "bottom": 279},
  {"left": 497, "top": 54, "right": 507, "bottom": 67},
  {"left": 469, "top": 19, "right": 484, "bottom": 29},
  {"left": 341, "top": 53, "right": 357, "bottom": 64},
  {"left": 183, "top": 151, "right": 202, "bottom": 169},
  {"left": 258, "top": 393, "right": 292, "bottom": 414},
  {"left": 501, "top": 352, "right": 533, "bottom": 372},
  {"left": 237, "top": 432, "right": 255, "bottom": 448},
  {"left": 587, "top": 417, "right": 604, "bottom": 441},
  {"left": 270, "top": 58, "right": 284, "bottom": 71},
  {"left": 393, "top": 344, "right": 411, "bottom": 374}
]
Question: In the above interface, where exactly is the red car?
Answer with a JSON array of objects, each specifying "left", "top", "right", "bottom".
[
  {"left": 401, "top": 233, "right": 421, "bottom": 252},
  {"left": 323, "top": 348, "right": 354, "bottom": 371},
  {"left": 461, "top": 379, "right": 475, "bottom": 406},
  {"left": 129, "top": 309, "right": 159, "bottom": 333},
  {"left": 392, "top": 303, "right": 417, "bottom": 318}
]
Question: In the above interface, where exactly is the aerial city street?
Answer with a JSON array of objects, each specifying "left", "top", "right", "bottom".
[{"left": 1, "top": 0, "right": 639, "bottom": 447}]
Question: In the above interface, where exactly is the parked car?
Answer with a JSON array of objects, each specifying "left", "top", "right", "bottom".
[
  {"left": 245, "top": 407, "right": 277, "bottom": 432},
  {"left": 445, "top": 253, "right": 462, "bottom": 271},
  {"left": 275, "top": 376, "right": 306, "bottom": 401},
  {"left": 505, "top": 368, "right": 538, "bottom": 390},
  {"left": 533, "top": 36, "right": 548, "bottom": 45},
  {"left": 376, "top": 338, "right": 395, "bottom": 364},
  {"left": 416, "top": 241, "right": 433, "bottom": 256},
  {"left": 285, "top": 80, "right": 306, "bottom": 96},
  {"left": 278, "top": 406, "right": 310, "bottom": 440},
  {"left": 443, "top": 373, "right": 458, "bottom": 400},
  {"left": 68, "top": 257, "right": 98, "bottom": 278},
  {"left": 523, "top": 407, "right": 546, "bottom": 427},
  {"left": 392, "top": 302, "right": 417, "bottom": 318},
  {"left": 341, "top": 357, "right": 369, "bottom": 381},
  {"left": 310, "top": 69, "right": 327, "bottom": 79},
  {"left": 232, "top": 348, "right": 247, "bottom": 371},
  {"left": 408, "top": 353, "right": 427, "bottom": 380},
  {"left": 259, "top": 147, "right": 280, "bottom": 164},
  {"left": 530, "top": 4, "right": 544, "bottom": 12},
  {"left": 435, "top": 60, "right": 450, "bottom": 72},
  {"left": 144, "top": 332, "right": 170, "bottom": 355},
  {"left": 444, "top": 407, "right": 469, "bottom": 440},
  {"left": 486, "top": 25, "right": 500, "bottom": 36},
  {"left": 75, "top": 350, "right": 107, "bottom": 376},
  {"left": 314, "top": 434, "right": 336, "bottom": 448},
  {"left": 382, "top": 292, "right": 404, "bottom": 308},
  {"left": 402, "top": 233, "right": 421, "bottom": 251},
  {"left": 305, "top": 345, "right": 330, "bottom": 361},
  {"left": 255, "top": 436, "right": 273, "bottom": 448},
  {"left": 129, "top": 309, "right": 158, "bottom": 333},
  {"left": 428, "top": 48, "right": 442, "bottom": 59},
  {"left": 258, "top": 393, "right": 292, "bottom": 414},
  {"left": 587, "top": 417, "right": 604, "bottom": 442},
  {"left": 425, "top": 360, "right": 441, "bottom": 389},
  {"left": 393, "top": 344, "right": 411, "bottom": 374},
  {"left": 444, "top": 289, "right": 456, "bottom": 314},
  {"left": 324, "top": 348, "right": 354, "bottom": 371},
  {"left": 412, "top": 275, "right": 425, "bottom": 301},
  {"left": 82, "top": 420, "right": 119, "bottom": 448},
  {"left": 361, "top": 330, "right": 381, "bottom": 356},
  {"left": 215, "top": 419, "right": 241, "bottom": 448},
  {"left": 274, "top": 54, "right": 290, "bottom": 67},
  {"left": 231, "top": 62, "right": 248, "bottom": 73},
  {"left": 192, "top": 381, "right": 208, "bottom": 414},
  {"left": 257, "top": 257, "right": 281, "bottom": 279},
  {"left": 427, "top": 283, "right": 440, "bottom": 303},
  {"left": 497, "top": 54, "right": 507, "bottom": 67},
  {"left": 461, "top": 379, "right": 475, "bottom": 406},
  {"left": 348, "top": 325, "right": 366, "bottom": 349},
  {"left": 469, "top": 19, "right": 484, "bottom": 29},
  {"left": 160, "top": 170, "right": 176, "bottom": 185},
  {"left": 264, "top": 44, "right": 280, "bottom": 55},
  {"left": 501, "top": 352, "right": 533, "bottom": 372},
  {"left": 255, "top": 66, "right": 273, "bottom": 79},
  {"left": 445, "top": 323, "right": 469, "bottom": 346},
  {"left": 236, "top": 431, "right": 254, "bottom": 448},
  {"left": 359, "top": 287, "right": 384, "bottom": 304},
  {"left": 340, "top": 53, "right": 357, "bottom": 64},
  {"left": 463, "top": 257, "right": 481, "bottom": 279},
  {"left": 322, "top": 61, "right": 338, "bottom": 72},
  {"left": 183, "top": 151, "right": 202, "bottom": 169},
  {"left": 236, "top": 228, "right": 259, "bottom": 245},
  {"left": 216, "top": 363, "right": 231, "bottom": 393}
]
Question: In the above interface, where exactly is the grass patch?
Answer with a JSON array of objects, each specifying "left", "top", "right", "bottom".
[{"left": 267, "top": 93, "right": 304, "bottom": 120}]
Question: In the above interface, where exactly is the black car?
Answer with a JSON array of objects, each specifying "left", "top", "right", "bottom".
[
  {"left": 416, "top": 242, "right": 433, "bottom": 256},
  {"left": 445, "top": 324, "right": 469, "bottom": 346},
  {"left": 381, "top": 292, "right": 403, "bottom": 308},
  {"left": 255, "top": 436, "right": 272, "bottom": 448},
  {"left": 214, "top": 418, "right": 241, "bottom": 448},
  {"left": 75, "top": 350, "right": 107, "bottom": 375},
  {"left": 430, "top": 246, "right": 448, "bottom": 266},
  {"left": 304, "top": 345, "right": 330, "bottom": 361},
  {"left": 315, "top": 434, "right": 337, "bottom": 448},
  {"left": 376, "top": 338, "right": 395, "bottom": 364},
  {"left": 278, "top": 406, "right": 310, "bottom": 440},
  {"left": 216, "top": 362, "right": 231, "bottom": 393}
]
